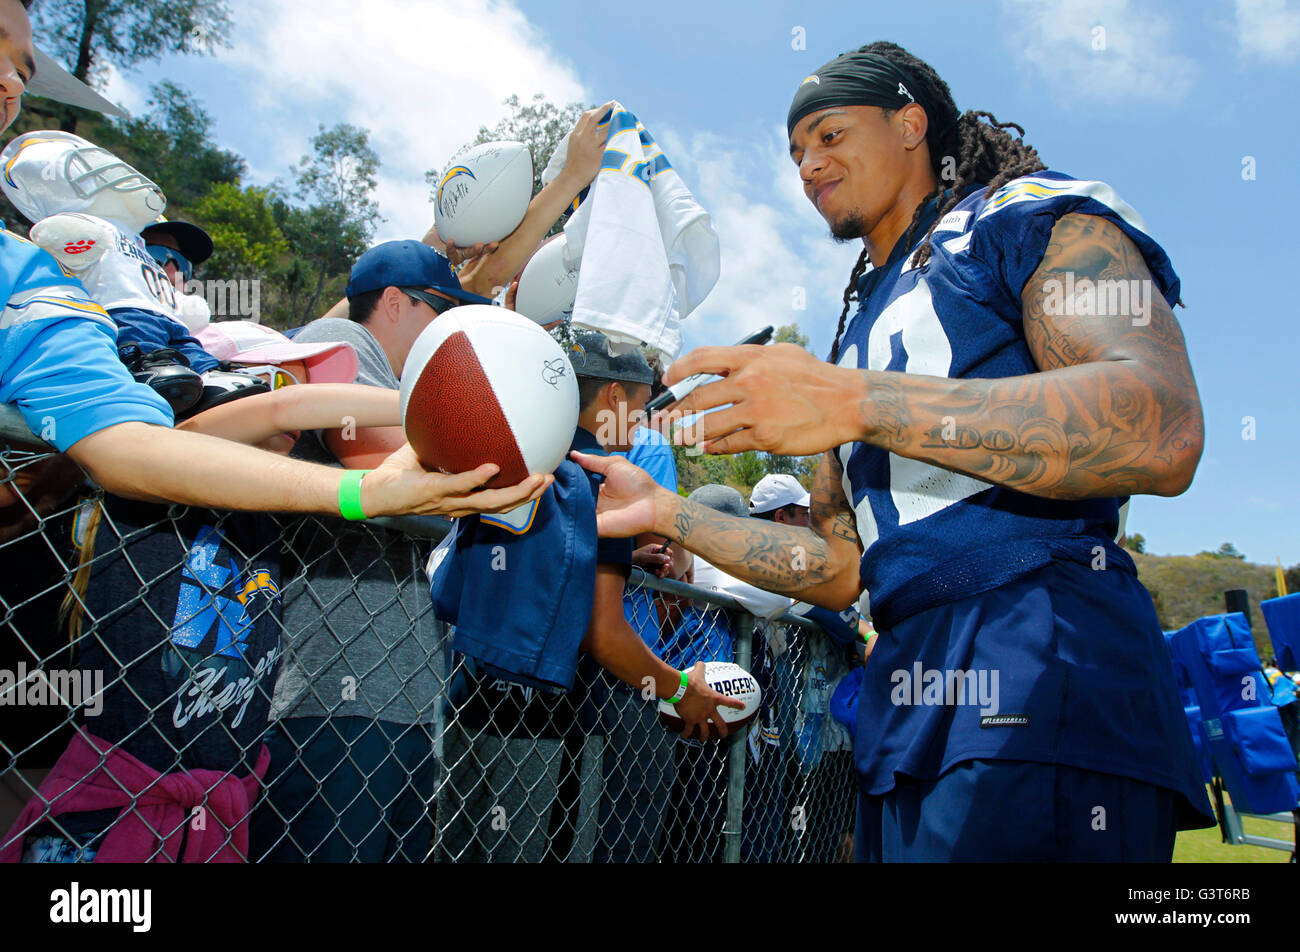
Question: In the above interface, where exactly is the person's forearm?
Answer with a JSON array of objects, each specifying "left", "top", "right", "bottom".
[
  {"left": 648, "top": 489, "right": 848, "bottom": 606},
  {"left": 177, "top": 385, "right": 400, "bottom": 446},
  {"left": 458, "top": 169, "right": 588, "bottom": 296},
  {"left": 320, "top": 297, "right": 349, "bottom": 321},
  {"left": 270, "top": 384, "right": 399, "bottom": 434},
  {"left": 850, "top": 358, "right": 1203, "bottom": 500},
  {"left": 585, "top": 615, "right": 681, "bottom": 698},
  {"left": 68, "top": 423, "right": 347, "bottom": 513}
]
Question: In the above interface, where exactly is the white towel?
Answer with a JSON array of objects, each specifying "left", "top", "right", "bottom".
[{"left": 542, "top": 102, "right": 719, "bottom": 361}]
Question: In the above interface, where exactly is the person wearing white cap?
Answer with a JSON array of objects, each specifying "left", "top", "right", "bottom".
[{"left": 748, "top": 474, "right": 811, "bottom": 528}]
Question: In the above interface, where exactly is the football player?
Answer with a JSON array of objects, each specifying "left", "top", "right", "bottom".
[{"left": 575, "top": 41, "right": 1214, "bottom": 862}]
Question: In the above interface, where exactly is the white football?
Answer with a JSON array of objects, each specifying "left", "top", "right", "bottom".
[
  {"left": 657, "top": 661, "right": 762, "bottom": 740},
  {"left": 400, "top": 304, "right": 578, "bottom": 489},
  {"left": 514, "top": 233, "right": 579, "bottom": 326},
  {"left": 434, "top": 141, "right": 533, "bottom": 247}
]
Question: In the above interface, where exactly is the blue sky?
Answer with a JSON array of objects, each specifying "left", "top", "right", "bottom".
[{"left": 74, "top": 0, "right": 1300, "bottom": 563}]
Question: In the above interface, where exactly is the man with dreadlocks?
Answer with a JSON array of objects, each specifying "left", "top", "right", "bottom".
[{"left": 573, "top": 41, "right": 1214, "bottom": 861}]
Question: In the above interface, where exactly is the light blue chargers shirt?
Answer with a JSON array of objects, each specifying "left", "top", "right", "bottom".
[{"left": 0, "top": 231, "right": 171, "bottom": 450}]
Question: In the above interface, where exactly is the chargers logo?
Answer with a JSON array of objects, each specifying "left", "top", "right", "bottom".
[
  {"left": 3, "top": 134, "right": 67, "bottom": 189},
  {"left": 437, "top": 165, "right": 476, "bottom": 216},
  {"left": 799, "top": 75, "right": 820, "bottom": 88}
]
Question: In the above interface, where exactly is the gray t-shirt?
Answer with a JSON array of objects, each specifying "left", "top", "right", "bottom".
[{"left": 269, "top": 318, "right": 440, "bottom": 725}]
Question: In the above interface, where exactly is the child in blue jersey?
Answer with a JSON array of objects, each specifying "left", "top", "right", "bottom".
[
  {"left": 432, "top": 330, "right": 739, "bottom": 728},
  {"left": 431, "top": 330, "right": 741, "bottom": 860},
  {"left": 577, "top": 42, "right": 1214, "bottom": 862}
]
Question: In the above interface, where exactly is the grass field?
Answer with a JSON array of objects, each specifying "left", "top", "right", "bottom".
[{"left": 1173, "top": 791, "right": 1295, "bottom": 863}]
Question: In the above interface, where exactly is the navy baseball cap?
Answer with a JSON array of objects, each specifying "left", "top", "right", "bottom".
[
  {"left": 141, "top": 218, "right": 214, "bottom": 266},
  {"left": 566, "top": 329, "right": 654, "bottom": 386},
  {"left": 345, "top": 239, "right": 494, "bottom": 304}
]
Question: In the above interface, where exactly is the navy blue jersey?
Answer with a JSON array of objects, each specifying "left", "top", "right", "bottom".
[
  {"left": 854, "top": 558, "right": 1214, "bottom": 826},
  {"left": 430, "top": 427, "right": 632, "bottom": 692},
  {"left": 835, "top": 172, "right": 1175, "bottom": 627}
]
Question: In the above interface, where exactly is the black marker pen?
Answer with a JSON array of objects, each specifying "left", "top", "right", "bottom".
[{"left": 645, "top": 325, "right": 774, "bottom": 415}]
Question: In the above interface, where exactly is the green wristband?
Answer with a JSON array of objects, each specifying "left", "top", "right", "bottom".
[
  {"left": 664, "top": 669, "right": 689, "bottom": 705},
  {"left": 338, "top": 469, "right": 372, "bottom": 521}
]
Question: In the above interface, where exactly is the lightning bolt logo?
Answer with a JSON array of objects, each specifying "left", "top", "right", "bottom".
[{"left": 437, "top": 165, "right": 476, "bottom": 217}]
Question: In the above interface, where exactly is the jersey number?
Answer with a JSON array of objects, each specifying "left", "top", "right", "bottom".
[
  {"left": 837, "top": 277, "right": 989, "bottom": 547},
  {"left": 139, "top": 261, "right": 177, "bottom": 311}
]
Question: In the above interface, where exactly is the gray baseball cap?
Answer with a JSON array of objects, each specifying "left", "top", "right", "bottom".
[
  {"left": 566, "top": 329, "right": 654, "bottom": 386},
  {"left": 688, "top": 484, "right": 748, "bottom": 519}
]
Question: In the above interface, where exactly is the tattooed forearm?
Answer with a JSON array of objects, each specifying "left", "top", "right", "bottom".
[
  {"left": 859, "top": 214, "right": 1204, "bottom": 499},
  {"left": 669, "top": 500, "right": 830, "bottom": 595},
  {"left": 666, "top": 452, "right": 862, "bottom": 606}
]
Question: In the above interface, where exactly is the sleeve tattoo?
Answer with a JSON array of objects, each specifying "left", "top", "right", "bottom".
[
  {"left": 859, "top": 213, "right": 1204, "bottom": 499},
  {"left": 668, "top": 451, "right": 861, "bottom": 600}
]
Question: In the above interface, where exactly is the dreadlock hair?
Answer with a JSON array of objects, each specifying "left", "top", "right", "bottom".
[{"left": 828, "top": 41, "right": 1047, "bottom": 364}]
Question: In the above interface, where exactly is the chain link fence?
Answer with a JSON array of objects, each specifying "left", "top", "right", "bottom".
[{"left": 0, "top": 410, "right": 861, "bottom": 863}]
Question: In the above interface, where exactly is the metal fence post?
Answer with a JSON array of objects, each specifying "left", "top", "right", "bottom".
[{"left": 723, "top": 610, "right": 755, "bottom": 863}]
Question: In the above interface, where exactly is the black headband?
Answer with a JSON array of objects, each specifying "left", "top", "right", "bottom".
[{"left": 787, "top": 50, "right": 943, "bottom": 138}]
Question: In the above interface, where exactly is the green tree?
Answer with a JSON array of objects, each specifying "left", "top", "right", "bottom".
[
  {"left": 1123, "top": 532, "right": 1147, "bottom": 554},
  {"left": 5, "top": 80, "right": 243, "bottom": 230},
  {"left": 427, "top": 93, "right": 590, "bottom": 210},
  {"left": 1199, "top": 542, "right": 1246, "bottom": 561},
  {"left": 189, "top": 183, "right": 287, "bottom": 280},
  {"left": 95, "top": 81, "right": 244, "bottom": 214},
  {"left": 729, "top": 451, "right": 767, "bottom": 489},
  {"left": 31, "top": 0, "right": 232, "bottom": 131},
  {"left": 294, "top": 124, "right": 380, "bottom": 229},
  {"left": 278, "top": 204, "right": 364, "bottom": 327},
  {"left": 773, "top": 323, "right": 811, "bottom": 351},
  {"left": 278, "top": 123, "right": 380, "bottom": 324}
]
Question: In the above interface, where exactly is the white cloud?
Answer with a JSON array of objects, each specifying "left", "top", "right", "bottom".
[
  {"left": 1000, "top": 0, "right": 1198, "bottom": 103},
  {"left": 219, "top": 0, "right": 587, "bottom": 241},
  {"left": 209, "top": 0, "right": 862, "bottom": 357},
  {"left": 658, "top": 124, "right": 864, "bottom": 358},
  {"left": 1234, "top": 0, "right": 1300, "bottom": 63},
  {"left": 99, "top": 62, "right": 147, "bottom": 117}
]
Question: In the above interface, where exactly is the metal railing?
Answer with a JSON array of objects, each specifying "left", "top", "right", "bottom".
[{"left": 0, "top": 418, "right": 862, "bottom": 863}]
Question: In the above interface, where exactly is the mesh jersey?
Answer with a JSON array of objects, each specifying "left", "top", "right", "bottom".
[
  {"left": 836, "top": 172, "right": 1178, "bottom": 628},
  {"left": 71, "top": 215, "right": 180, "bottom": 317}
]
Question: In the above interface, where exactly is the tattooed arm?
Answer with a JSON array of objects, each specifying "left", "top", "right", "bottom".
[
  {"left": 666, "top": 213, "right": 1203, "bottom": 499},
  {"left": 571, "top": 450, "right": 864, "bottom": 610},
  {"left": 855, "top": 213, "right": 1204, "bottom": 498}
]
